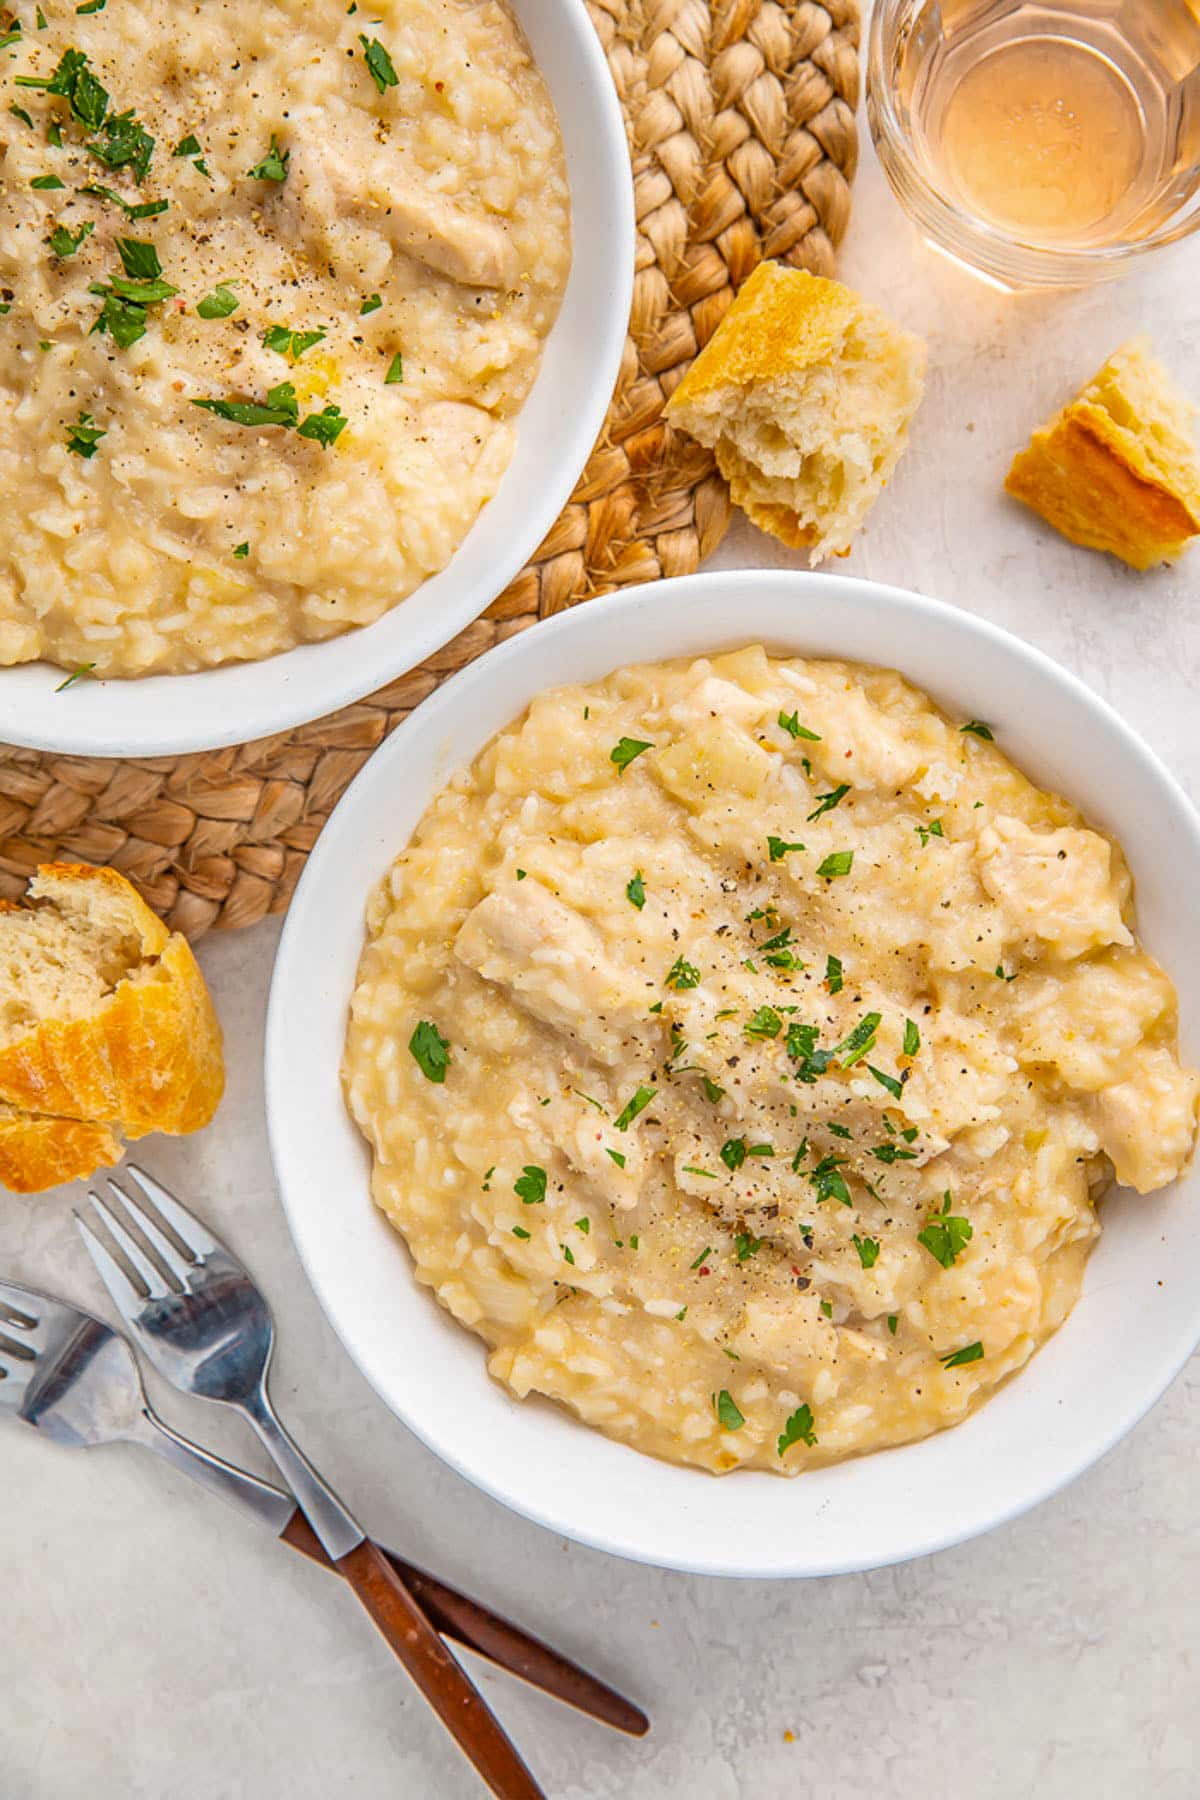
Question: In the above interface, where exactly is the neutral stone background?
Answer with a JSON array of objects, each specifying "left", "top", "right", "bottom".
[{"left": 3, "top": 34, "right": 1200, "bottom": 1800}]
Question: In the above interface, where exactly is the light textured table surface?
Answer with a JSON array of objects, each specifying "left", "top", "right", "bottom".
[{"left": 4, "top": 73, "right": 1200, "bottom": 1800}]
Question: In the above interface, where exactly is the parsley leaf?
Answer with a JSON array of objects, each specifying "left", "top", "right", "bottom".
[
  {"left": 514, "top": 1165, "right": 547, "bottom": 1205},
  {"left": 247, "top": 135, "right": 289, "bottom": 181},
  {"left": 610, "top": 736, "right": 652, "bottom": 774},
  {"left": 941, "top": 1341, "right": 984, "bottom": 1368},
  {"left": 745, "top": 1005, "right": 782, "bottom": 1040},
  {"left": 777, "top": 1403, "right": 817, "bottom": 1455},
  {"left": 825, "top": 953, "right": 843, "bottom": 993},
  {"left": 903, "top": 1018, "right": 921, "bottom": 1056},
  {"left": 720, "top": 1137, "right": 747, "bottom": 1171},
  {"left": 233, "top": 542, "right": 250, "bottom": 559},
  {"left": 173, "top": 133, "right": 203, "bottom": 157},
  {"left": 115, "top": 237, "right": 162, "bottom": 280},
  {"left": 665, "top": 955, "right": 701, "bottom": 991},
  {"left": 916, "top": 819, "right": 945, "bottom": 846},
  {"left": 887, "top": 1314, "right": 899, "bottom": 1335},
  {"left": 511, "top": 1225, "right": 530, "bottom": 1240},
  {"left": 48, "top": 219, "right": 94, "bottom": 257},
  {"left": 54, "top": 661, "right": 97, "bottom": 691},
  {"left": 807, "top": 784, "right": 850, "bottom": 822},
  {"left": 360, "top": 292, "right": 382, "bottom": 315},
  {"left": 777, "top": 711, "right": 820, "bottom": 742},
  {"left": 867, "top": 1064, "right": 904, "bottom": 1100},
  {"left": 605, "top": 1147, "right": 626, "bottom": 1168},
  {"left": 625, "top": 871, "right": 645, "bottom": 910},
  {"left": 65, "top": 408, "right": 106, "bottom": 457},
  {"left": 614, "top": 1084, "right": 655, "bottom": 1130},
  {"left": 960, "top": 720, "right": 994, "bottom": 740},
  {"left": 359, "top": 33, "right": 399, "bottom": 94},
  {"left": 809, "top": 1154, "right": 851, "bottom": 1206},
  {"left": 833, "top": 1011, "right": 882, "bottom": 1068},
  {"left": 193, "top": 383, "right": 300, "bottom": 428},
  {"left": 88, "top": 107, "right": 154, "bottom": 182},
  {"left": 701, "top": 1076, "right": 724, "bottom": 1104},
  {"left": 918, "top": 1195, "right": 972, "bottom": 1268},
  {"left": 384, "top": 351, "right": 404, "bottom": 384},
  {"left": 408, "top": 1019, "right": 450, "bottom": 1083},
  {"left": 767, "top": 835, "right": 804, "bottom": 862},
  {"left": 196, "top": 283, "right": 239, "bottom": 320},
  {"left": 735, "top": 1231, "right": 760, "bottom": 1262},
  {"left": 715, "top": 1389, "right": 744, "bottom": 1432},
  {"left": 296, "top": 403, "right": 348, "bottom": 448},
  {"left": 852, "top": 1234, "right": 880, "bottom": 1269},
  {"left": 816, "top": 850, "right": 854, "bottom": 879},
  {"left": 31, "top": 174, "right": 66, "bottom": 189},
  {"left": 262, "top": 323, "right": 327, "bottom": 361}
]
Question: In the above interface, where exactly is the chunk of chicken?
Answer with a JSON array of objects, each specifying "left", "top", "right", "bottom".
[
  {"left": 454, "top": 880, "right": 646, "bottom": 1064},
  {"left": 976, "top": 817, "right": 1132, "bottom": 960},
  {"left": 1094, "top": 1047, "right": 1200, "bottom": 1192}
]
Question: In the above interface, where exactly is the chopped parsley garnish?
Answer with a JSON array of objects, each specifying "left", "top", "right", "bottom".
[
  {"left": 715, "top": 1390, "right": 744, "bottom": 1432},
  {"left": 828, "top": 1122, "right": 851, "bottom": 1139},
  {"left": 514, "top": 1165, "right": 547, "bottom": 1205},
  {"left": 994, "top": 964, "right": 1017, "bottom": 982},
  {"left": 960, "top": 720, "right": 994, "bottom": 740},
  {"left": 76, "top": 0, "right": 106, "bottom": 14},
  {"left": 701, "top": 1076, "right": 724, "bottom": 1104},
  {"left": 610, "top": 735, "right": 652, "bottom": 774},
  {"left": 786, "top": 1021, "right": 832, "bottom": 1083},
  {"left": 31, "top": 174, "right": 65, "bottom": 188},
  {"left": 262, "top": 323, "right": 327, "bottom": 361},
  {"left": 852, "top": 1234, "right": 880, "bottom": 1269},
  {"left": 820, "top": 1299, "right": 833, "bottom": 1318},
  {"left": 918, "top": 1193, "right": 972, "bottom": 1268},
  {"left": 916, "top": 819, "right": 945, "bottom": 846},
  {"left": 173, "top": 133, "right": 202, "bottom": 157},
  {"left": 870, "top": 1142, "right": 917, "bottom": 1164},
  {"left": 18, "top": 46, "right": 109, "bottom": 133},
  {"left": 561, "top": 1243, "right": 575, "bottom": 1265},
  {"left": 511, "top": 1226, "right": 530, "bottom": 1240},
  {"left": 825, "top": 953, "right": 843, "bottom": 993},
  {"left": 807, "top": 784, "right": 850, "bottom": 822},
  {"left": 247, "top": 135, "right": 289, "bottom": 181},
  {"left": 625, "top": 871, "right": 645, "bottom": 910},
  {"left": 867, "top": 1064, "right": 904, "bottom": 1100},
  {"left": 664, "top": 954, "right": 701, "bottom": 991},
  {"left": 359, "top": 33, "right": 399, "bottom": 94},
  {"left": 88, "top": 107, "right": 155, "bottom": 181},
  {"left": 745, "top": 1004, "right": 782, "bottom": 1040},
  {"left": 767, "top": 835, "right": 804, "bottom": 862},
  {"left": 48, "top": 218, "right": 93, "bottom": 256},
  {"left": 196, "top": 283, "right": 239, "bottom": 319},
  {"left": 115, "top": 237, "right": 162, "bottom": 280},
  {"left": 0, "top": 24, "right": 22, "bottom": 47},
  {"left": 605, "top": 1148, "right": 626, "bottom": 1168},
  {"left": 614, "top": 1084, "right": 655, "bottom": 1130},
  {"left": 233, "top": 542, "right": 250, "bottom": 558},
  {"left": 360, "top": 292, "right": 382, "bottom": 315},
  {"left": 903, "top": 1018, "right": 921, "bottom": 1057},
  {"left": 628, "top": 1234, "right": 639, "bottom": 1249},
  {"left": 941, "top": 1341, "right": 984, "bottom": 1368},
  {"left": 54, "top": 661, "right": 96, "bottom": 691},
  {"left": 809, "top": 1154, "right": 851, "bottom": 1206},
  {"left": 778, "top": 711, "right": 820, "bottom": 742},
  {"left": 65, "top": 409, "right": 106, "bottom": 457},
  {"left": 81, "top": 184, "right": 167, "bottom": 218},
  {"left": 682, "top": 1165, "right": 717, "bottom": 1179},
  {"left": 689, "top": 1245, "right": 713, "bottom": 1270},
  {"left": 735, "top": 1231, "right": 760, "bottom": 1262},
  {"left": 833, "top": 1010, "right": 881, "bottom": 1068},
  {"left": 816, "top": 850, "right": 854, "bottom": 879},
  {"left": 408, "top": 1019, "right": 450, "bottom": 1083},
  {"left": 384, "top": 352, "right": 403, "bottom": 384},
  {"left": 9, "top": 104, "right": 34, "bottom": 128},
  {"left": 193, "top": 384, "right": 300, "bottom": 428},
  {"left": 777, "top": 1403, "right": 816, "bottom": 1455},
  {"left": 887, "top": 1314, "right": 898, "bottom": 1335},
  {"left": 720, "top": 1137, "right": 747, "bottom": 1171}
]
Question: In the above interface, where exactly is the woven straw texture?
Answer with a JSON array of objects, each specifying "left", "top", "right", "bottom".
[{"left": 0, "top": 0, "right": 860, "bottom": 939}]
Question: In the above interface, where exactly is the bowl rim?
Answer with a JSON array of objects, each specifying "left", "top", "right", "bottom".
[
  {"left": 0, "top": 0, "right": 634, "bottom": 757},
  {"left": 266, "top": 569, "right": 1200, "bottom": 1577}
]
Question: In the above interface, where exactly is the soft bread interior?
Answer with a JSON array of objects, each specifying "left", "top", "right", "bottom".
[
  {"left": 670, "top": 309, "right": 925, "bottom": 561},
  {"left": 0, "top": 871, "right": 154, "bottom": 1049},
  {"left": 1082, "top": 338, "right": 1200, "bottom": 510}
]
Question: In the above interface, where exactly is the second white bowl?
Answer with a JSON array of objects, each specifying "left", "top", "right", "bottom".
[{"left": 266, "top": 571, "right": 1200, "bottom": 1577}]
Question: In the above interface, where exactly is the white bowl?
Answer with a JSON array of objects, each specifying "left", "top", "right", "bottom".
[
  {"left": 265, "top": 571, "right": 1200, "bottom": 1578},
  {"left": 2, "top": 0, "right": 633, "bottom": 758}
]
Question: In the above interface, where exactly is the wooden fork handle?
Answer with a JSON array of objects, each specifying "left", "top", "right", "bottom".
[
  {"left": 335, "top": 1537, "right": 546, "bottom": 1800},
  {"left": 280, "top": 1511, "right": 647, "bottom": 1736}
]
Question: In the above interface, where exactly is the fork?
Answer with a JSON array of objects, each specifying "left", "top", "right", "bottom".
[
  {"left": 0, "top": 1277, "right": 646, "bottom": 1737},
  {"left": 77, "top": 1166, "right": 546, "bottom": 1800}
]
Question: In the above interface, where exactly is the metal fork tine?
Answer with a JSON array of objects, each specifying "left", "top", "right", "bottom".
[
  {"left": 101, "top": 1175, "right": 196, "bottom": 1287},
  {"left": 74, "top": 1208, "right": 154, "bottom": 1333},
  {"left": 0, "top": 1281, "right": 40, "bottom": 1335},
  {"left": 124, "top": 1164, "right": 220, "bottom": 1261},
  {"left": 82, "top": 1191, "right": 173, "bottom": 1300},
  {"left": 0, "top": 1351, "right": 35, "bottom": 1403}
]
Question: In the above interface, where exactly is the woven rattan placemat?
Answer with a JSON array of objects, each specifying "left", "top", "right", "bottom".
[{"left": 0, "top": 0, "right": 860, "bottom": 938}]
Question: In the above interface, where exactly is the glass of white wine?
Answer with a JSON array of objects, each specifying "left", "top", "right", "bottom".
[{"left": 867, "top": 0, "right": 1200, "bottom": 286}]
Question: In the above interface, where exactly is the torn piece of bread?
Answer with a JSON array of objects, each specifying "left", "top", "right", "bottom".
[
  {"left": 0, "top": 864, "right": 224, "bottom": 1193},
  {"left": 1006, "top": 337, "right": 1200, "bottom": 570},
  {"left": 664, "top": 260, "right": 927, "bottom": 561}
]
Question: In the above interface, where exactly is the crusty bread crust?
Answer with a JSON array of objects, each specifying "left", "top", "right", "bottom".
[
  {"left": 1006, "top": 338, "right": 1200, "bottom": 570},
  {"left": 0, "top": 863, "right": 224, "bottom": 1193}
]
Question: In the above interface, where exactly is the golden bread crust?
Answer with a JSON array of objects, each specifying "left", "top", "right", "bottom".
[
  {"left": 1006, "top": 340, "right": 1200, "bottom": 570},
  {"left": 0, "top": 862, "right": 224, "bottom": 1192},
  {"left": 0, "top": 1107, "right": 123, "bottom": 1194},
  {"left": 665, "top": 262, "right": 863, "bottom": 408}
]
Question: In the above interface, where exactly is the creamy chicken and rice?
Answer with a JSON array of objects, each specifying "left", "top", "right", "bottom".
[
  {"left": 344, "top": 647, "right": 1199, "bottom": 1475},
  {"left": 0, "top": 0, "right": 569, "bottom": 675}
]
